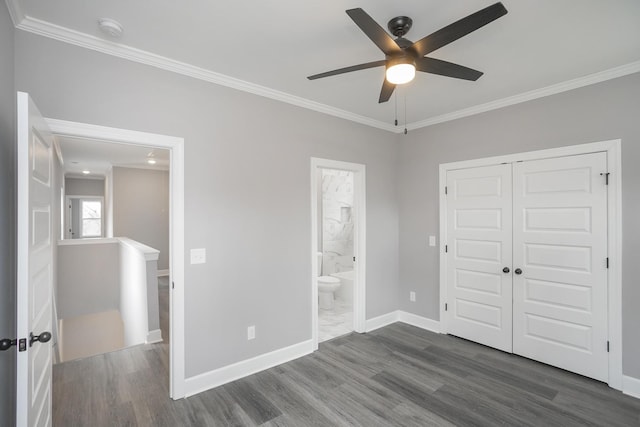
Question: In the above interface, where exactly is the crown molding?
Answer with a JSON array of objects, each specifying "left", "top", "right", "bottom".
[
  {"left": 5, "top": 0, "right": 24, "bottom": 26},
  {"left": 13, "top": 14, "right": 640, "bottom": 134},
  {"left": 17, "top": 15, "right": 397, "bottom": 133},
  {"left": 406, "top": 60, "right": 640, "bottom": 132}
]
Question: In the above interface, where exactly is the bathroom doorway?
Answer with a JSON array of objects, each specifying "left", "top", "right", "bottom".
[{"left": 310, "top": 158, "right": 366, "bottom": 350}]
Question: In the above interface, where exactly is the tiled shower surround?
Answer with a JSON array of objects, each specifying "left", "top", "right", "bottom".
[{"left": 321, "top": 169, "right": 354, "bottom": 275}]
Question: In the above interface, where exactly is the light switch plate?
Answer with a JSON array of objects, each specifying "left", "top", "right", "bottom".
[
  {"left": 190, "top": 248, "right": 206, "bottom": 264},
  {"left": 429, "top": 235, "right": 436, "bottom": 247}
]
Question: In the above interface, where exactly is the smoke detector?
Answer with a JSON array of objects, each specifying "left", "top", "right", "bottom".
[{"left": 98, "top": 18, "right": 123, "bottom": 39}]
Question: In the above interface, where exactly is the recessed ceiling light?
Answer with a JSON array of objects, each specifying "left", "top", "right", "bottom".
[
  {"left": 82, "top": 170, "right": 91, "bottom": 175},
  {"left": 147, "top": 159, "right": 157, "bottom": 165},
  {"left": 98, "top": 18, "right": 124, "bottom": 39}
]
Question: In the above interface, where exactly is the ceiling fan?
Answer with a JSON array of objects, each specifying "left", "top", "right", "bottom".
[{"left": 308, "top": 2, "right": 508, "bottom": 103}]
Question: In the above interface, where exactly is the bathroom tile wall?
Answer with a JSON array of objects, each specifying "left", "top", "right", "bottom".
[{"left": 322, "top": 169, "right": 354, "bottom": 275}]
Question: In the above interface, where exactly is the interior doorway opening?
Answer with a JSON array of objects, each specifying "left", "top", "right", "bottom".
[
  {"left": 46, "top": 119, "right": 185, "bottom": 398},
  {"left": 310, "top": 158, "right": 366, "bottom": 350}
]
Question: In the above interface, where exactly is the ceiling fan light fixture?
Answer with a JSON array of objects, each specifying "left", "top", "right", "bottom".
[{"left": 386, "top": 60, "right": 416, "bottom": 85}]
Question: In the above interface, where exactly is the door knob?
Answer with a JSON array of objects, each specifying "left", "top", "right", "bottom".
[
  {"left": 502, "top": 267, "right": 510, "bottom": 273},
  {"left": 0, "top": 338, "right": 17, "bottom": 351},
  {"left": 29, "top": 331, "right": 52, "bottom": 347},
  {"left": 514, "top": 268, "right": 523, "bottom": 275}
]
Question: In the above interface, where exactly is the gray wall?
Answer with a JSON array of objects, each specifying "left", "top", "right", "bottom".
[
  {"left": 15, "top": 31, "right": 400, "bottom": 377},
  {"left": 65, "top": 177, "right": 105, "bottom": 196},
  {"left": 0, "top": 3, "right": 15, "bottom": 425},
  {"left": 113, "top": 167, "right": 170, "bottom": 271},
  {"left": 57, "top": 242, "right": 120, "bottom": 319},
  {"left": 397, "top": 72, "right": 640, "bottom": 378}
]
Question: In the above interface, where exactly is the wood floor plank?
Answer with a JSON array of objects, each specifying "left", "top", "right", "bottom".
[{"left": 52, "top": 295, "right": 640, "bottom": 427}]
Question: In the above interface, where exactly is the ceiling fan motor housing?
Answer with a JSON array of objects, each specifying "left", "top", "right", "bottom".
[{"left": 388, "top": 16, "right": 413, "bottom": 37}]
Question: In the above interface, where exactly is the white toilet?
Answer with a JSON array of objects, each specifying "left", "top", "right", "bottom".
[{"left": 317, "top": 252, "right": 341, "bottom": 310}]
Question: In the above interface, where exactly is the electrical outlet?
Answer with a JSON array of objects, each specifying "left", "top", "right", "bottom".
[
  {"left": 247, "top": 325, "right": 256, "bottom": 340},
  {"left": 429, "top": 235, "right": 436, "bottom": 247},
  {"left": 190, "top": 248, "right": 206, "bottom": 264},
  {"left": 410, "top": 291, "right": 416, "bottom": 302}
]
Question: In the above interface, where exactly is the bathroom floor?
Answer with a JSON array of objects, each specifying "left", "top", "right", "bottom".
[{"left": 318, "top": 299, "right": 353, "bottom": 342}]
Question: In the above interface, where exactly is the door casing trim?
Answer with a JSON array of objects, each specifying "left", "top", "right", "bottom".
[
  {"left": 45, "top": 118, "right": 186, "bottom": 399},
  {"left": 310, "top": 158, "right": 366, "bottom": 350}
]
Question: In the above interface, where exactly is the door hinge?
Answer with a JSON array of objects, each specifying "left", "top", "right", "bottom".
[
  {"left": 607, "top": 341, "right": 610, "bottom": 352},
  {"left": 606, "top": 257, "right": 609, "bottom": 269},
  {"left": 444, "top": 186, "right": 448, "bottom": 195},
  {"left": 445, "top": 303, "right": 448, "bottom": 311},
  {"left": 445, "top": 245, "right": 448, "bottom": 253},
  {"left": 172, "top": 281, "right": 175, "bottom": 289},
  {"left": 600, "top": 172, "right": 610, "bottom": 185},
  {"left": 353, "top": 256, "right": 356, "bottom": 262}
]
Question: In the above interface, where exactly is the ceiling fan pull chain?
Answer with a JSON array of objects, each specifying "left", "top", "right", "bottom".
[
  {"left": 404, "top": 92, "right": 408, "bottom": 135},
  {"left": 394, "top": 91, "right": 398, "bottom": 126}
]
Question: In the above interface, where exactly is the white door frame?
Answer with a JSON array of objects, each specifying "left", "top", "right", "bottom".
[
  {"left": 310, "top": 158, "right": 366, "bottom": 350},
  {"left": 438, "top": 139, "right": 622, "bottom": 390},
  {"left": 44, "top": 118, "right": 187, "bottom": 399}
]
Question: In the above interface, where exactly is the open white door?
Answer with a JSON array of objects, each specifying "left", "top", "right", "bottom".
[{"left": 16, "top": 92, "right": 54, "bottom": 427}]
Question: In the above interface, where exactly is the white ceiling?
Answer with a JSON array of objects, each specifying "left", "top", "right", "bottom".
[
  {"left": 57, "top": 136, "right": 169, "bottom": 177},
  {"left": 10, "top": 0, "right": 640, "bottom": 130}
]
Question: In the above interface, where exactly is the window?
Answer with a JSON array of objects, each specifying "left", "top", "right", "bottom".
[{"left": 81, "top": 199, "right": 103, "bottom": 237}]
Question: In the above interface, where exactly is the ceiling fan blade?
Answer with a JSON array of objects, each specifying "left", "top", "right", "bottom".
[
  {"left": 379, "top": 79, "right": 396, "bottom": 103},
  {"left": 307, "top": 60, "right": 386, "bottom": 80},
  {"left": 416, "top": 57, "right": 483, "bottom": 81},
  {"left": 410, "top": 2, "right": 507, "bottom": 57},
  {"left": 346, "top": 8, "right": 403, "bottom": 56}
]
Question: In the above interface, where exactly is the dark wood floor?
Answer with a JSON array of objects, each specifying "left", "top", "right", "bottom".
[{"left": 53, "top": 288, "right": 640, "bottom": 426}]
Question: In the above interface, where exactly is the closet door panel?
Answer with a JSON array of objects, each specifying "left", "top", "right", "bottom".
[
  {"left": 512, "top": 152, "right": 608, "bottom": 382},
  {"left": 446, "top": 164, "right": 512, "bottom": 352}
]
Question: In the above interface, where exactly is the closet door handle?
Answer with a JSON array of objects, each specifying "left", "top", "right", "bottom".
[
  {"left": 502, "top": 267, "right": 510, "bottom": 273},
  {"left": 514, "top": 268, "right": 523, "bottom": 275}
]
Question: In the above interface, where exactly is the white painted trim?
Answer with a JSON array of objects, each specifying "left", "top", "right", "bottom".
[
  {"left": 5, "top": 0, "right": 24, "bottom": 26},
  {"left": 438, "top": 139, "right": 623, "bottom": 390},
  {"left": 408, "top": 61, "right": 640, "bottom": 131},
  {"left": 310, "top": 158, "right": 366, "bottom": 350},
  {"left": 119, "top": 237, "right": 160, "bottom": 261},
  {"left": 364, "top": 310, "right": 441, "bottom": 334},
  {"left": 184, "top": 339, "right": 313, "bottom": 397},
  {"left": 606, "top": 140, "right": 623, "bottom": 390},
  {"left": 58, "top": 238, "right": 118, "bottom": 246},
  {"left": 44, "top": 118, "right": 186, "bottom": 399},
  {"left": 11, "top": 15, "right": 639, "bottom": 133},
  {"left": 623, "top": 376, "right": 640, "bottom": 400},
  {"left": 398, "top": 312, "right": 441, "bottom": 333},
  {"left": 365, "top": 311, "right": 399, "bottom": 332},
  {"left": 146, "top": 329, "right": 163, "bottom": 344},
  {"left": 105, "top": 166, "right": 114, "bottom": 238},
  {"left": 18, "top": 17, "right": 395, "bottom": 133},
  {"left": 157, "top": 269, "right": 170, "bottom": 277}
]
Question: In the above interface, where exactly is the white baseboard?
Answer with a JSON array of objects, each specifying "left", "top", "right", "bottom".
[
  {"left": 365, "top": 310, "right": 441, "bottom": 334},
  {"left": 397, "top": 311, "right": 441, "bottom": 333},
  {"left": 157, "top": 269, "right": 170, "bottom": 277},
  {"left": 623, "top": 375, "right": 640, "bottom": 399},
  {"left": 365, "top": 310, "right": 400, "bottom": 332},
  {"left": 146, "top": 329, "right": 163, "bottom": 344},
  {"left": 184, "top": 339, "right": 313, "bottom": 397}
]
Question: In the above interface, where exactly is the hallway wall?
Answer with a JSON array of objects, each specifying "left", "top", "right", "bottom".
[{"left": 14, "top": 30, "right": 400, "bottom": 379}]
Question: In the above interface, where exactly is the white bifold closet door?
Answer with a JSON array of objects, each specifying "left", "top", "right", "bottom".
[
  {"left": 446, "top": 152, "right": 608, "bottom": 381},
  {"left": 446, "top": 164, "right": 513, "bottom": 353},
  {"left": 512, "top": 152, "right": 608, "bottom": 382}
]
